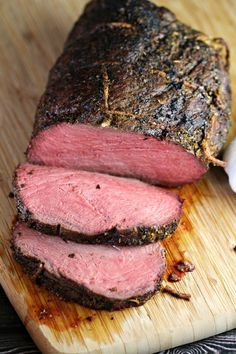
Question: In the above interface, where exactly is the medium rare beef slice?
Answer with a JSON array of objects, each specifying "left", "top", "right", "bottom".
[
  {"left": 27, "top": 0, "right": 231, "bottom": 186},
  {"left": 14, "top": 163, "right": 182, "bottom": 245},
  {"left": 12, "top": 222, "right": 166, "bottom": 310}
]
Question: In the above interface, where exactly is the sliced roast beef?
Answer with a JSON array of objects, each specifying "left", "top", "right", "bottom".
[
  {"left": 27, "top": 0, "right": 231, "bottom": 186},
  {"left": 14, "top": 163, "right": 182, "bottom": 245},
  {"left": 28, "top": 124, "right": 207, "bottom": 186},
  {"left": 12, "top": 222, "right": 166, "bottom": 310}
]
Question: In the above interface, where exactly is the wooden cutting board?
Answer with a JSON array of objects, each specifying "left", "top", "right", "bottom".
[{"left": 0, "top": 1, "right": 235, "bottom": 353}]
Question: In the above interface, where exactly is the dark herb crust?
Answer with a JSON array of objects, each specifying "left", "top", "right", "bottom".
[
  {"left": 31, "top": 0, "right": 231, "bottom": 166},
  {"left": 15, "top": 192, "right": 179, "bottom": 246},
  {"left": 12, "top": 240, "right": 164, "bottom": 311}
]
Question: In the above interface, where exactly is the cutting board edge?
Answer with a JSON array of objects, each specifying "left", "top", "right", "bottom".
[{"left": 1, "top": 271, "right": 236, "bottom": 354}]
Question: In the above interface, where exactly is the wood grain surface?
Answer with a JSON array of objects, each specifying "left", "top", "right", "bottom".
[
  {"left": 0, "top": 286, "right": 235, "bottom": 354},
  {"left": 0, "top": 1, "right": 236, "bottom": 354}
]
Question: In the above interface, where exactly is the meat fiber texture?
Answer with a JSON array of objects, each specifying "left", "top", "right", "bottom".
[
  {"left": 13, "top": 222, "right": 166, "bottom": 310},
  {"left": 27, "top": 0, "right": 231, "bottom": 186},
  {"left": 14, "top": 163, "right": 182, "bottom": 245}
]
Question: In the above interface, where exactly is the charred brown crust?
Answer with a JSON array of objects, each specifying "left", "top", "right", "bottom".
[
  {"left": 29, "top": 0, "right": 231, "bottom": 167},
  {"left": 12, "top": 239, "right": 164, "bottom": 310}
]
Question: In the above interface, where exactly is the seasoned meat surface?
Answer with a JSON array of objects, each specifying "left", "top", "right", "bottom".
[{"left": 27, "top": 0, "right": 231, "bottom": 185}]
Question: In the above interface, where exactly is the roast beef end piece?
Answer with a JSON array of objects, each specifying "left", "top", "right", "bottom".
[
  {"left": 27, "top": 123, "right": 207, "bottom": 186},
  {"left": 14, "top": 163, "right": 182, "bottom": 244},
  {"left": 28, "top": 0, "right": 231, "bottom": 186},
  {"left": 13, "top": 223, "right": 166, "bottom": 310}
]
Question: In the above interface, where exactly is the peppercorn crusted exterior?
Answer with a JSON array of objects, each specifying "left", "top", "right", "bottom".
[{"left": 32, "top": 0, "right": 231, "bottom": 166}]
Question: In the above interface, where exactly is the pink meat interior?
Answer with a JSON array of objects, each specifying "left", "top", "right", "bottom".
[
  {"left": 14, "top": 223, "right": 166, "bottom": 299},
  {"left": 27, "top": 123, "right": 206, "bottom": 186},
  {"left": 16, "top": 163, "right": 182, "bottom": 236}
]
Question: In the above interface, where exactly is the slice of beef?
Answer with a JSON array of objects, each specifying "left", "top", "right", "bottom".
[
  {"left": 12, "top": 222, "right": 166, "bottom": 310},
  {"left": 28, "top": 124, "right": 207, "bottom": 186},
  {"left": 14, "top": 163, "right": 182, "bottom": 245},
  {"left": 27, "top": 0, "right": 231, "bottom": 186}
]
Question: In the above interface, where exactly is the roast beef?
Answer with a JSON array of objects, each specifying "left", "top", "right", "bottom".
[
  {"left": 12, "top": 222, "right": 166, "bottom": 310},
  {"left": 27, "top": 0, "right": 231, "bottom": 186},
  {"left": 14, "top": 163, "right": 182, "bottom": 245}
]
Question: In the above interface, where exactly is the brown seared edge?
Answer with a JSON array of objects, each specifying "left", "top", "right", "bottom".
[
  {"left": 11, "top": 234, "right": 165, "bottom": 311},
  {"left": 29, "top": 0, "right": 231, "bottom": 168}
]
